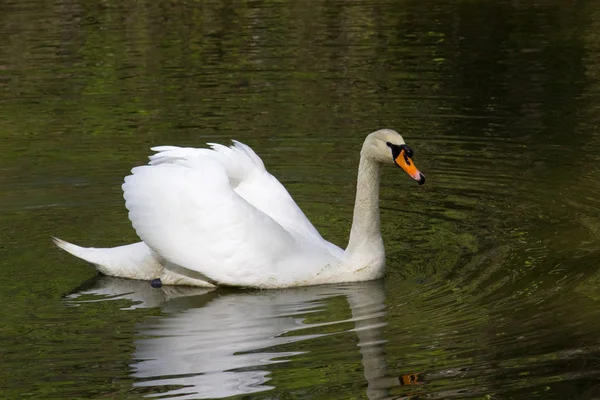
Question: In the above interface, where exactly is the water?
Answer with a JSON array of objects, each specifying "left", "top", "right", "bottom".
[{"left": 1, "top": 0, "right": 600, "bottom": 398}]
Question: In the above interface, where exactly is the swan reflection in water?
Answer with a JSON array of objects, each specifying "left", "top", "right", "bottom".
[{"left": 67, "top": 277, "right": 407, "bottom": 399}]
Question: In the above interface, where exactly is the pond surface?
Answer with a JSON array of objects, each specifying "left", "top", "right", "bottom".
[{"left": 1, "top": 0, "right": 600, "bottom": 398}]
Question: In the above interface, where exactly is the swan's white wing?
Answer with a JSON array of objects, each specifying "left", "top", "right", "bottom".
[
  {"left": 150, "top": 142, "right": 326, "bottom": 243},
  {"left": 122, "top": 155, "right": 306, "bottom": 287}
]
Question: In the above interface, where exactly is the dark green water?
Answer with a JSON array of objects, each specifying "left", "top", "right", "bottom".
[{"left": 2, "top": 0, "right": 600, "bottom": 398}]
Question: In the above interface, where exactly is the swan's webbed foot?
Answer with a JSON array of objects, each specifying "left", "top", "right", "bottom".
[{"left": 150, "top": 278, "right": 162, "bottom": 288}]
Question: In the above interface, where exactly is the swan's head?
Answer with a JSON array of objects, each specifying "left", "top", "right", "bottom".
[{"left": 363, "top": 129, "right": 426, "bottom": 185}]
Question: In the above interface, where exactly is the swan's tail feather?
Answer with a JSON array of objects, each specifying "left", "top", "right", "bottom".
[
  {"left": 52, "top": 238, "right": 161, "bottom": 280},
  {"left": 52, "top": 237, "right": 101, "bottom": 265},
  {"left": 53, "top": 238, "right": 215, "bottom": 287}
]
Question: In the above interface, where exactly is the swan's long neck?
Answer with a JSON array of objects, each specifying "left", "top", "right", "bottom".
[{"left": 345, "top": 150, "right": 385, "bottom": 263}]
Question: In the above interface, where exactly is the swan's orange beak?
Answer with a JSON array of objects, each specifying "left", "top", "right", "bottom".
[{"left": 395, "top": 150, "right": 425, "bottom": 185}]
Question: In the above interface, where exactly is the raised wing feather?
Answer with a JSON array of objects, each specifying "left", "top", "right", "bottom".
[
  {"left": 122, "top": 155, "right": 302, "bottom": 287},
  {"left": 149, "top": 142, "right": 325, "bottom": 243}
]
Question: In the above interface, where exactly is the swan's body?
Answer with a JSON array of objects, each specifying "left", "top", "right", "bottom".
[{"left": 54, "top": 129, "right": 424, "bottom": 288}]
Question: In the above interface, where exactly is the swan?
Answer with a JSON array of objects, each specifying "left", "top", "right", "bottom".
[{"left": 54, "top": 129, "right": 425, "bottom": 288}]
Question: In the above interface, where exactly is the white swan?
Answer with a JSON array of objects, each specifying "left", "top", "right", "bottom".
[{"left": 54, "top": 129, "right": 425, "bottom": 288}]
